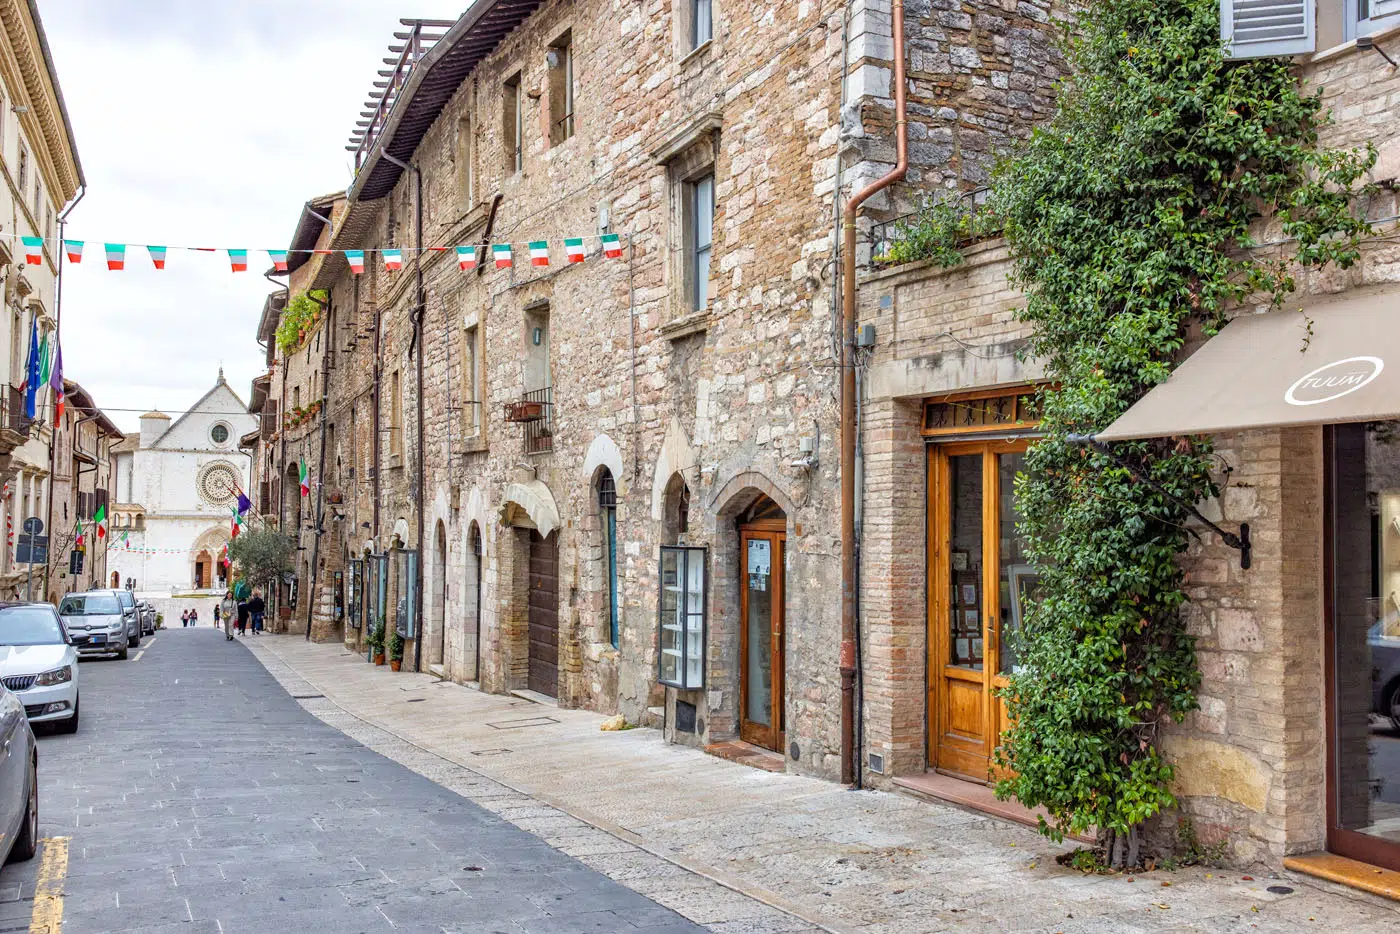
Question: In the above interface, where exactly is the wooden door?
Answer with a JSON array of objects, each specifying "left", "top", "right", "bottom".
[
  {"left": 928, "top": 440, "right": 1032, "bottom": 782},
  {"left": 527, "top": 530, "right": 559, "bottom": 697},
  {"left": 739, "top": 524, "right": 785, "bottom": 751}
]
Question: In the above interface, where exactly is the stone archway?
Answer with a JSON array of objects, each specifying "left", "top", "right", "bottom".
[
  {"left": 496, "top": 480, "right": 562, "bottom": 699},
  {"left": 189, "top": 526, "right": 232, "bottom": 592}
]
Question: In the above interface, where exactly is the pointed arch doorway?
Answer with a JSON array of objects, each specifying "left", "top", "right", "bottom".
[{"left": 739, "top": 494, "right": 787, "bottom": 752}]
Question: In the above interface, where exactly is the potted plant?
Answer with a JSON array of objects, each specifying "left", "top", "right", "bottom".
[
  {"left": 369, "top": 624, "right": 386, "bottom": 665},
  {"left": 388, "top": 630, "right": 404, "bottom": 672}
]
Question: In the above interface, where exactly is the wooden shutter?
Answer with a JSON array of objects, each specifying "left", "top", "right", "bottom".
[
  {"left": 1221, "top": 0, "right": 1314, "bottom": 58},
  {"left": 1373, "top": 0, "right": 1400, "bottom": 20}
]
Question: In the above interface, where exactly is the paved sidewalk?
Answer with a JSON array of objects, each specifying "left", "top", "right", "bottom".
[{"left": 247, "top": 634, "right": 1400, "bottom": 933}]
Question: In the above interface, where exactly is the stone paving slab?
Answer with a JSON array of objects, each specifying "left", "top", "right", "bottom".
[{"left": 247, "top": 633, "right": 1400, "bottom": 933}]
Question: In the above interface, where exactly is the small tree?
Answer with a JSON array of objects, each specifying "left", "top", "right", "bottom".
[{"left": 227, "top": 528, "right": 294, "bottom": 598}]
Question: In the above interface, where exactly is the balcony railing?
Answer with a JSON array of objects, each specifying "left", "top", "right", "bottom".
[
  {"left": 346, "top": 20, "right": 455, "bottom": 171},
  {"left": 2, "top": 385, "right": 35, "bottom": 440},
  {"left": 505, "top": 386, "right": 553, "bottom": 454}
]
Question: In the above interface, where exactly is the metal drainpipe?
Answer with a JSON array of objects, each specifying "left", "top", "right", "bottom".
[
  {"left": 381, "top": 150, "right": 426, "bottom": 673},
  {"left": 305, "top": 293, "right": 333, "bottom": 640},
  {"left": 840, "top": 0, "right": 907, "bottom": 788},
  {"left": 43, "top": 184, "right": 85, "bottom": 600}
]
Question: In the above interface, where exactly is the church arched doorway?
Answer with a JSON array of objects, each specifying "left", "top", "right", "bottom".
[{"left": 194, "top": 551, "right": 213, "bottom": 589}]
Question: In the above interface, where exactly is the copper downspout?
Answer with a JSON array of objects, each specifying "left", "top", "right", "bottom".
[{"left": 840, "top": 0, "right": 907, "bottom": 787}]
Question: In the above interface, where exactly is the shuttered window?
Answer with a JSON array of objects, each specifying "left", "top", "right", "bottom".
[
  {"left": 1221, "top": 0, "right": 1314, "bottom": 58},
  {"left": 1368, "top": 0, "right": 1400, "bottom": 23}
]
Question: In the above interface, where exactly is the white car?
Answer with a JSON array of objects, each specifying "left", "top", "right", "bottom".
[
  {"left": 0, "top": 602, "right": 80, "bottom": 733},
  {"left": 58, "top": 592, "right": 130, "bottom": 660}
]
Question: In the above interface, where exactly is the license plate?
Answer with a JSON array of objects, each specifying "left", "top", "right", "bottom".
[{"left": 90, "top": 634, "right": 106, "bottom": 644}]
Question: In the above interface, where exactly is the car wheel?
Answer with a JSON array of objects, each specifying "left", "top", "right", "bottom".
[
  {"left": 117, "top": 643, "right": 129, "bottom": 660},
  {"left": 1388, "top": 682, "right": 1400, "bottom": 732},
  {"left": 130, "top": 632, "right": 141, "bottom": 648},
  {"left": 9, "top": 754, "right": 38, "bottom": 863},
  {"left": 56, "top": 696, "right": 79, "bottom": 735}
]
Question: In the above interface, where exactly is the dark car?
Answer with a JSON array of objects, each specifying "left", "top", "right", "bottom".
[
  {"left": 1371, "top": 619, "right": 1400, "bottom": 730},
  {"left": 0, "top": 680, "right": 38, "bottom": 865}
]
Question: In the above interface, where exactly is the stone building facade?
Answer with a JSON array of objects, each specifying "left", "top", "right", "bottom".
[
  {"left": 851, "top": 2, "right": 1400, "bottom": 885},
  {"left": 252, "top": 0, "right": 1063, "bottom": 781},
  {"left": 44, "top": 380, "right": 121, "bottom": 599}
]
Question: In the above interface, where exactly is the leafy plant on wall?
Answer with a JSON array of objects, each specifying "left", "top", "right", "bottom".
[
  {"left": 274, "top": 290, "right": 328, "bottom": 353},
  {"left": 983, "top": 0, "right": 1374, "bottom": 869}
]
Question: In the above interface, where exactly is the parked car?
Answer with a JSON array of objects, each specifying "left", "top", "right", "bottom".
[
  {"left": 0, "top": 680, "right": 38, "bottom": 864},
  {"left": 136, "top": 600, "right": 156, "bottom": 636},
  {"left": 0, "top": 602, "right": 79, "bottom": 733},
  {"left": 97, "top": 589, "right": 140, "bottom": 648},
  {"left": 58, "top": 592, "right": 131, "bottom": 660},
  {"left": 1371, "top": 618, "right": 1400, "bottom": 730}
]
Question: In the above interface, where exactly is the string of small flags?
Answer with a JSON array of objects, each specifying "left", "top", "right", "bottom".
[{"left": 8, "top": 232, "right": 626, "bottom": 274}]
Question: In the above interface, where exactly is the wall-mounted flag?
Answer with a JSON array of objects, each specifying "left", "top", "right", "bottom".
[
  {"left": 529, "top": 241, "right": 550, "bottom": 267},
  {"left": 298, "top": 457, "right": 310, "bottom": 497},
  {"left": 21, "top": 314, "right": 38, "bottom": 419},
  {"left": 21, "top": 236, "right": 43, "bottom": 265},
  {"left": 269, "top": 249, "right": 289, "bottom": 272},
  {"left": 383, "top": 248, "right": 403, "bottom": 271},
  {"left": 492, "top": 243, "right": 513, "bottom": 268},
  {"left": 457, "top": 245, "right": 477, "bottom": 271},
  {"left": 229, "top": 249, "right": 248, "bottom": 272},
  {"left": 94, "top": 504, "right": 107, "bottom": 539},
  {"left": 346, "top": 250, "right": 365, "bottom": 275},
  {"left": 63, "top": 240, "right": 83, "bottom": 263},
  {"left": 601, "top": 233, "right": 623, "bottom": 258},
  {"left": 147, "top": 246, "right": 167, "bottom": 270},
  {"left": 105, "top": 243, "right": 126, "bottom": 271},
  {"left": 49, "top": 344, "right": 63, "bottom": 427},
  {"left": 564, "top": 238, "right": 585, "bottom": 264}
]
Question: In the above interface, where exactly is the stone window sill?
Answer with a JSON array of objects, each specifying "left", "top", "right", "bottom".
[
  {"left": 678, "top": 39, "right": 713, "bottom": 71},
  {"left": 461, "top": 436, "right": 488, "bottom": 456},
  {"left": 660, "top": 309, "right": 712, "bottom": 341}
]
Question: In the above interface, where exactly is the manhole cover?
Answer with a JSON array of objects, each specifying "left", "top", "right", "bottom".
[{"left": 1266, "top": 885, "right": 1294, "bottom": 895}]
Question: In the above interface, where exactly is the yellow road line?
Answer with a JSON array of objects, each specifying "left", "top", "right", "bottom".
[{"left": 30, "top": 835, "right": 68, "bottom": 934}]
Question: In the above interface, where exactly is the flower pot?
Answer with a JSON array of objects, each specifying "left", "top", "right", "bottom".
[
  {"left": 390, "top": 659, "right": 402, "bottom": 672},
  {"left": 374, "top": 653, "right": 386, "bottom": 666}
]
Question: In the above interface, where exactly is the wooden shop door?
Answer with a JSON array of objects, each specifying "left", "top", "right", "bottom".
[
  {"left": 739, "top": 507, "right": 786, "bottom": 752},
  {"left": 927, "top": 440, "right": 1034, "bottom": 782},
  {"left": 527, "top": 530, "right": 559, "bottom": 697}
]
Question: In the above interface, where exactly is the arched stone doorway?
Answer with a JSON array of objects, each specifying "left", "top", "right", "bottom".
[
  {"left": 429, "top": 520, "right": 447, "bottom": 669},
  {"left": 194, "top": 551, "right": 213, "bottom": 589},
  {"left": 498, "top": 480, "right": 561, "bottom": 699},
  {"left": 467, "top": 521, "right": 482, "bottom": 682}
]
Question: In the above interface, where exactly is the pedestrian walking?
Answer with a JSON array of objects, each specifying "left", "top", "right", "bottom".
[
  {"left": 247, "top": 590, "right": 265, "bottom": 635},
  {"left": 181, "top": 610, "right": 189, "bottom": 628},
  {"left": 236, "top": 598, "right": 250, "bottom": 636},
  {"left": 214, "top": 605, "right": 221, "bottom": 626},
  {"left": 190, "top": 608, "right": 198, "bottom": 626},
  {"left": 219, "top": 591, "right": 236, "bottom": 640}
]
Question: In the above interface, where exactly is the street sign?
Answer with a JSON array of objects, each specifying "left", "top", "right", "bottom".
[
  {"left": 69, "top": 550, "right": 84, "bottom": 575},
  {"left": 16, "top": 535, "right": 48, "bottom": 565},
  {"left": 22, "top": 517, "right": 42, "bottom": 536}
]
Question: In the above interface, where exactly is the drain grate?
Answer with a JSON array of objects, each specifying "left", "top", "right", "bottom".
[
  {"left": 406, "top": 698, "right": 426, "bottom": 703},
  {"left": 470, "top": 748, "right": 511, "bottom": 756},
  {"left": 292, "top": 694, "right": 325, "bottom": 700},
  {"left": 486, "top": 716, "right": 559, "bottom": 730}
]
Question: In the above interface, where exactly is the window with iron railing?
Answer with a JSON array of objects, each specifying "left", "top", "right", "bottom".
[
  {"left": 504, "top": 72, "right": 523, "bottom": 174},
  {"left": 548, "top": 32, "right": 574, "bottom": 146}
]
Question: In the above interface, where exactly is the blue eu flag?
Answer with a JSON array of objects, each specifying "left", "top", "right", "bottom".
[{"left": 22, "top": 314, "right": 39, "bottom": 419}]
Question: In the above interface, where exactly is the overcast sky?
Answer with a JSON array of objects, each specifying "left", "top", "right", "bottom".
[{"left": 37, "top": 1, "right": 469, "bottom": 432}]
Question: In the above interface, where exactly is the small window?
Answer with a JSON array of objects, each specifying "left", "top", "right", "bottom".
[
  {"left": 389, "top": 370, "right": 403, "bottom": 456},
  {"left": 1350, "top": 0, "right": 1400, "bottom": 39},
  {"left": 504, "top": 72, "right": 523, "bottom": 174},
  {"left": 33, "top": 180, "right": 40, "bottom": 219},
  {"left": 599, "top": 470, "right": 619, "bottom": 647},
  {"left": 692, "top": 0, "right": 713, "bottom": 49},
  {"left": 462, "top": 324, "right": 480, "bottom": 437},
  {"left": 393, "top": 548, "right": 419, "bottom": 638},
  {"left": 548, "top": 32, "right": 574, "bottom": 146},
  {"left": 210, "top": 424, "right": 229, "bottom": 444},
  {"left": 17, "top": 143, "right": 27, "bottom": 195},
  {"left": 456, "top": 116, "right": 475, "bottom": 210},
  {"left": 688, "top": 175, "right": 714, "bottom": 311},
  {"left": 45, "top": 207, "right": 52, "bottom": 242},
  {"left": 658, "top": 545, "right": 706, "bottom": 688}
]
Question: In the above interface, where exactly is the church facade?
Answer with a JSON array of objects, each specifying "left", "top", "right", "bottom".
[{"left": 108, "top": 373, "right": 256, "bottom": 600}]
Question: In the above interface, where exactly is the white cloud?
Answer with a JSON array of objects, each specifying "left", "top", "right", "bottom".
[{"left": 37, "top": 1, "right": 469, "bottom": 431}]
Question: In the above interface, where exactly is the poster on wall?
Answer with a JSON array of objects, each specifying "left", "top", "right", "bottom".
[{"left": 747, "top": 539, "right": 771, "bottom": 593}]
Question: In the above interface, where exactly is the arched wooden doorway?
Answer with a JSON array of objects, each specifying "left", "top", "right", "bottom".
[
  {"left": 194, "top": 551, "right": 212, "bottom": 589},
  {"left": 738, "top": 494, "right": 786, "bottom": 752}
]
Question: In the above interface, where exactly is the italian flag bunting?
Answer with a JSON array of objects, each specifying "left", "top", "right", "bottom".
[
  {"left": 346, "top": 250, "right": 365, "bottom": 275},
  {"left": 228, "top": 249, "right": 248, "bottom": 272},
  {"left": 21, "top": 236, "right": 43, "bottom": 265},
  {"left": 457, "top": 245, "right": 477, "bottom": 271},
  {"left": 94, "top": 504, "right": 107, "bottom": 539},
  {"left": 298, "top": 457, "right": 310, "bottom": 497},
  {"left": 529, "top": 241, "right": 549, "bottom": 267},
  {"left": 105, "top": 243, "right": 126, "bottom": 271},
  {"left": 383, "top": 249, "right": 403, "bottom": 271},
  {"left": 268, "top": 249, "right": 289, "bottom": 272},
  {"left": 492, "top": 243, "right": 513, "bottom": 268},
  {"left": 148, "top": 246, "right": 167, "bottom": 270},
  {"left": 564, "top": 238, "right": 585, "bottom": 264},
  {"left": 63, "top": 240, "right": 83, "bottom": 263},
  {"left": 601, "top": 233, "right": 623, "bottom": 258}
]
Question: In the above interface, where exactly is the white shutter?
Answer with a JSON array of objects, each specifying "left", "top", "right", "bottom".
[
  {"left": 1221, "top": 0, "right": 1315, "bottom": 59},
  {"left": 1372, "top": 0, "right": 1400, "bottom": 22}
]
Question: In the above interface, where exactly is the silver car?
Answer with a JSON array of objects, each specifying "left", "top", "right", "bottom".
[
  {"left": 58, "top": 592, "right": 132, "bottom": 659},
  {"left": 1, "top": 680, "right": 38, "bottom": 865},
  {"left": 137, "top": 600, "right": 156, "bottom": 636}
]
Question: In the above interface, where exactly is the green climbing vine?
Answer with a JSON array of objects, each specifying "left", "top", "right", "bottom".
[
  {"left": 981, "top": 0, "right": 1374, "bottom": 870},
  {"left": 275, "top": 290, "right": 328, "bottom": 353}
]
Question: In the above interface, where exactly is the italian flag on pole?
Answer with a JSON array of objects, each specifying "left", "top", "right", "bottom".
[
  {"left": 298, "top": 457, "right": 310, "bottom": 497},
  {"left": 94, "top": 505, "right": 107, "bottom": 539},
  {"left": 492, "top": 243, "right": 513, "bottom": 268},
  {"left": 529, "top": 241, "right": 549, "bottom": 267}
]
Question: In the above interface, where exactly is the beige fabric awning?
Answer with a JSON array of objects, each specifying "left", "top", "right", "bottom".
[{"left": 1097, "top": 288, "right": 1400, "bottom": 441}]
